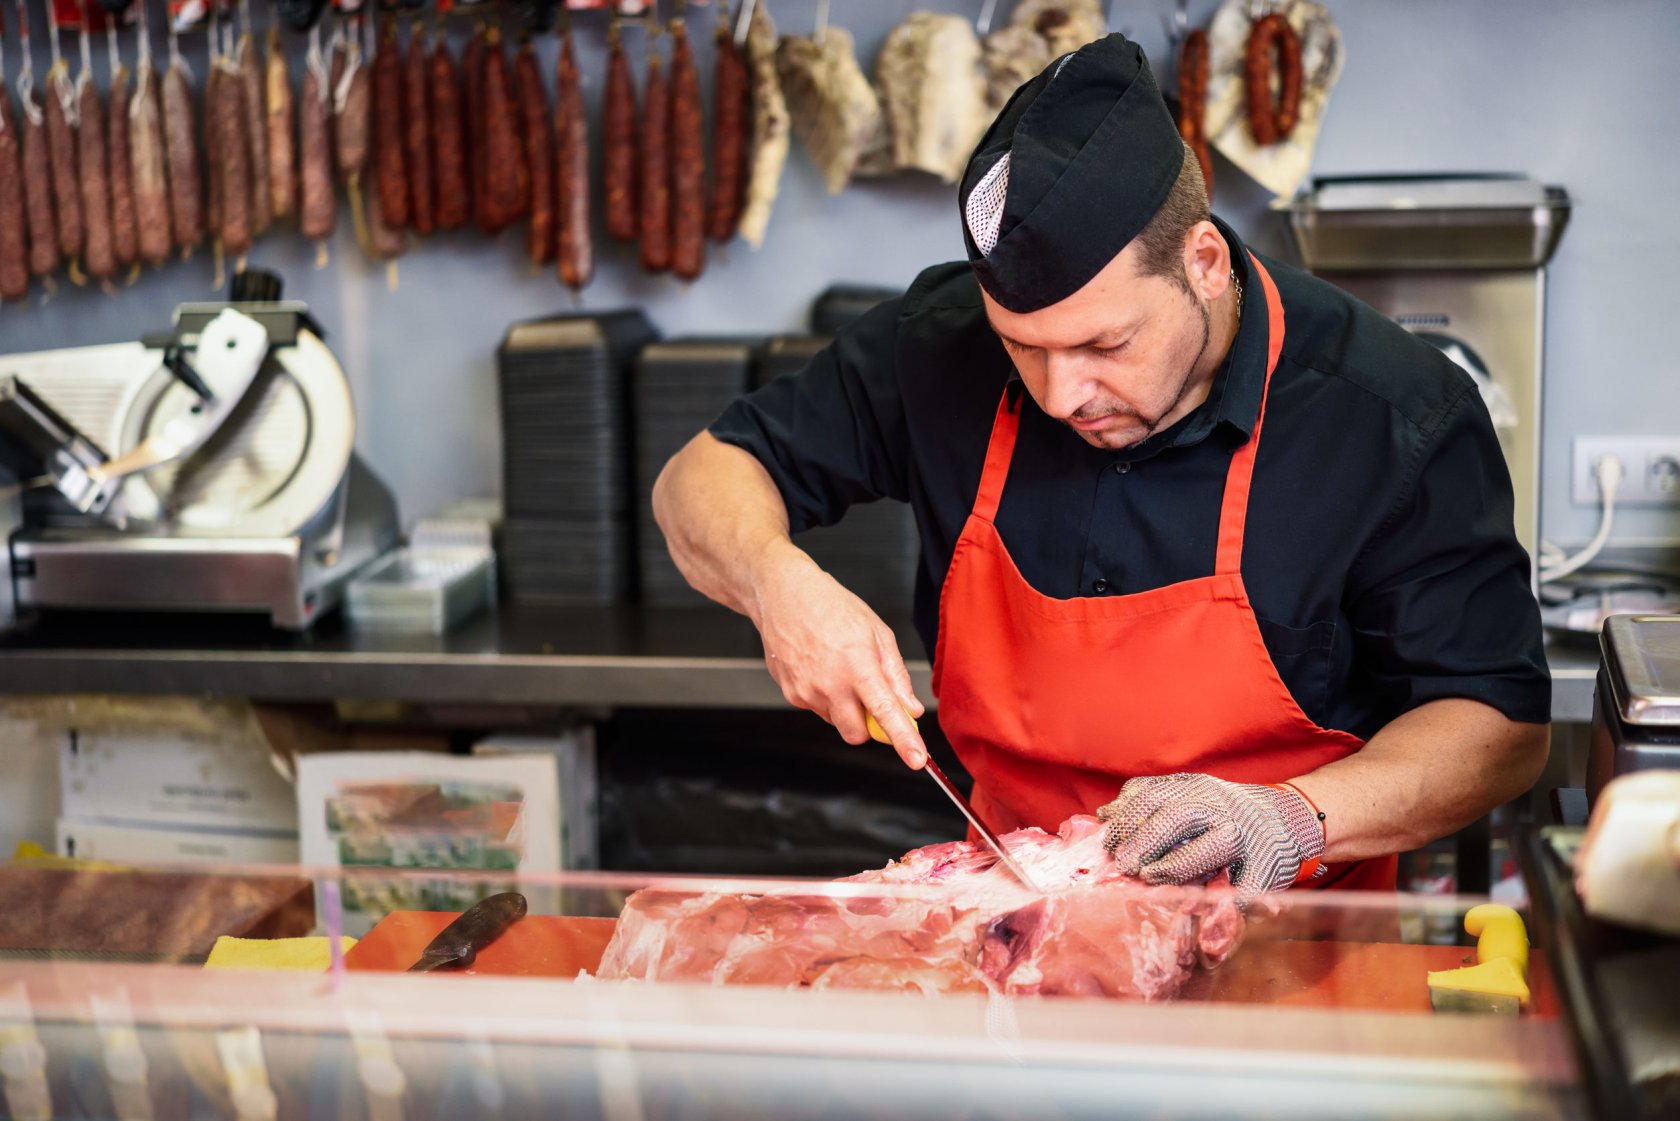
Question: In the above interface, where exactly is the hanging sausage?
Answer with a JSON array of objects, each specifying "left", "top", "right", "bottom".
[
  {"left": 601, "top": 16, "right": 636, "bottom": 242},
  {"left": 637, "top": 23, "right": 670, "bottom": 272},
  {"left": 706, "top": 8, "right": 747, "bottom": 243},
  {"left": 298, "top": 23, "right": 336, "bottom": 261},
  {"left": 430, "top": 28, "right": 469, "bottom": 230},
  {"left": 403, "top": 20, "right": 434, "bottom": 235},
  {"left": 106, "top": 19, "right": 138, "bottom": 275},
  {"left": 513, "top": 37, "right": 552, "bottom": 264},
  {"left": 554, "top": 22, "right": 590, "bottom": 290},
  {"left": 667, "top": 9, "right": 704, "bottom": 281}
]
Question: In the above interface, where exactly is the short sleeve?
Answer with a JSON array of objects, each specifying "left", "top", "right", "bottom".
[{"left": 1344, "top": 385, "right": 1551, "bottom": 724}]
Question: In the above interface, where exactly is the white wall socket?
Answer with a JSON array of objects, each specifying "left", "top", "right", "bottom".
[{"left": 1572, "top": 436, "right": 1680, "bottom": 507}]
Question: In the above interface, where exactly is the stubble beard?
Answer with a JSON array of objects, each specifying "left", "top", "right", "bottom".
[{"left": 1072, "top": 294, "right": 1212, "bottom": 451}]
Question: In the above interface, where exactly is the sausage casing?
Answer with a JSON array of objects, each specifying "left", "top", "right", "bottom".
[
  {"left": 0, "top": 88, "right": 30, "bottom": 299},
  {"left": 372, "top": 17, "right": 409, "bottom": 228},
  {"left": 479, "top": 26, "right": 526, "bottom": 233},
  {"left": 668, "top": 18, "right": 704, "bottom": 281},
  {"left": 108, "top": 63, "right": 139, "bottom": 270},
  {"left": 555, "top": 30, "right": 591, "bottom": 290},
  {"left": 163, "top": 59, "right": 203, "bottom": 251},
  {"left": 237, "top": 33, "right": 271, "bottom": 236},
  {"left": 404, "top": 27, "right": 434, "bottom": 235},
  {"left": 299, "top": 53, "right": 337, "bottom": 240},
  {"left": 130, "top": 63, "right": 173, "bottom": 267},
  {"left": 267, "top": 29, "right": 296, "bottom": 222},
  {"left": 602, "top": 28, "right": 636, "bottom": 242},
  {"left": 514, "top": 40, "right": 552, "bottom": 264},
  {"left": 430, "top": 37, "right": 469, "bottom": 230},
  {"left": 706, "top": 20, "right": 747, "bottom": 243},
  {"left": 78, "top": 69, "right": 116, "bottom": 281},
  {"left": 44, "top": 61, "right": 83, "bottom": 264},
  {"left": 20, "top": 88, "right": 59, "bottom": 277},
  {"left": 216, "top": 58, "right": 253, "bottom": 257},
  {"left": 637, "top": 44, "right": 669, "bottom": 273}
]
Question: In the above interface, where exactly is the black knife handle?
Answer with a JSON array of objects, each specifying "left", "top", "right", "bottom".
[{"left": 408, "top": 892, "right": 529, "bottom": 973}]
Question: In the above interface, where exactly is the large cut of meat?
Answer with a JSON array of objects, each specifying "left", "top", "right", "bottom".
[
  {"left": 596, "top": 815, "right": 1243, "bottom": 1000},
  {"left": 982, "top": 0, "right": 1107, "bottom": 113},
  {"left": 856, "top": 12, "right": 989, "bottom": 184},
  {"left": 776, "top": 27, "right": 883, "bottom": 194}
]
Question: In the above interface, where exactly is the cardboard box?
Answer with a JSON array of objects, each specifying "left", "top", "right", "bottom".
[
  {"left": 296, "top": 751, "right": 560, "bottom": 935},
  {"left": 57, "top": 818, "right": 300, "bottom": 866},
  {"left": 59, "top": 729, "right": 299, "bottom": 832},
  {"left": 474, "top": 726, "right": 598, "bottom": 871}
]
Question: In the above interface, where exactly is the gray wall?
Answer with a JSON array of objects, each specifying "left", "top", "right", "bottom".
[{"left": 2, "top": 0, "right": 1675, "bottom": 547}]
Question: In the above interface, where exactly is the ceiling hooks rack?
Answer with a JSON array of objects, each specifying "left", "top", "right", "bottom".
[
  {"left": 731, "top": 0, "right": 754, "bottom": 46},
  {"left": 975, "top": 0, "right": 999, "bottom": 37}
]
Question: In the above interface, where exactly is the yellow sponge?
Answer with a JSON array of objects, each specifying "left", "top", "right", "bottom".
[{"left": 205, "top": 936, "right": 358, "bottom": 972}]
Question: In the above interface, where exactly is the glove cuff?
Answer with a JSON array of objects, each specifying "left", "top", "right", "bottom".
[{"left": 1265, "top": 783, "right": 1327, "bottom": 884}]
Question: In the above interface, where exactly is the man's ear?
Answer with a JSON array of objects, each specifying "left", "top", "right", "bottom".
[{"left": 1184, "top": 221, "right": 1232, "bottom": 300}]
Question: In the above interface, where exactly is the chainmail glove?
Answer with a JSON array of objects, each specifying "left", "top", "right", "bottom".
[{"left": 1097, "top": 773, "right": 1326, "bottom": 896}]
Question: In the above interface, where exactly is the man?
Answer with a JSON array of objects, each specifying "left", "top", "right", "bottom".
[{"left": 653, "top": 34, "right": 1549, "bottom": 893}]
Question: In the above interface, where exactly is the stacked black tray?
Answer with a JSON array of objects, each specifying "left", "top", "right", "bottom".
[
  {"left": 497, "top": 311, "right": 657, "bottom": 604},
  {"left": 632, "top": 339, "right": 758, "bottom": 605},
  {"left": 755, "top": 335, "right": 921, "bottom": 615},
  {"left": 810, "top": 284, "right": 900, "bottom": 336}
]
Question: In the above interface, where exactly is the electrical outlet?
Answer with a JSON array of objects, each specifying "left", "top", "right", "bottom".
[{"left": 1572, "top": 437, "right": 1680, "bottom": 507}]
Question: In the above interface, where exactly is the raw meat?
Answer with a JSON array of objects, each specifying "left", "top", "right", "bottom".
[{"left": 596, "top": 814, "right": 1243, "bottom": 1001}]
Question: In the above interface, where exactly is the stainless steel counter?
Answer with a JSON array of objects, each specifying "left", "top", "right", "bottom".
[{"left": 0, "top": 603, "right": 1596, "bottom": 720}]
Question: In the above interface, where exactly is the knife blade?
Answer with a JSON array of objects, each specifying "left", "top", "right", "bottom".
[
  {"left": 921, "top": 758, "right": 1042, "bottom": 893},
  {"left": 406, "top": 891, "right": 528, "bottom": 973},
  {"left": 865, "top": 712, "right": 1041, "bottom": 892}
]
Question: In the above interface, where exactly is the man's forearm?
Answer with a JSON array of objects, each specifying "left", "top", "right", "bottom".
[
  {"left": 651, "top": 432, "right": 810, "bottom": 623},
  {"left": 1290, "top": 698, "right": 1549, "bottom": 863}
]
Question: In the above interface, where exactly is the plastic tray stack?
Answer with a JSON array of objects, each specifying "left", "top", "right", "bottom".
[
  {"left": 497, "top": 311, "right": 657, "bottom": 604},
  {"left": 810, "top": 284, "right": 900, "bottom": 336},
  {"left": 633, "top": 339, "right": 758, "bottom": 605},
  {"left": 755, "top": 335, "right": 920, "bottom": 615}
]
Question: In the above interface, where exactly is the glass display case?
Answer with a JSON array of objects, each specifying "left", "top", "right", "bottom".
[{"left": 0, "top": 857, "right": 1581, "bottom": 1121}]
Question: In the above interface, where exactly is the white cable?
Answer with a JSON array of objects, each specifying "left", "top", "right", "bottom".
[{"left": 1539, "top": 454, "right": 1623, "bottom": 584}]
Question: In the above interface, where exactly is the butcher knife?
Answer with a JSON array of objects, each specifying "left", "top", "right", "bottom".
[
  {"left": 406, "top": 891, "right": 528, "bottom": 973},
  {"left": 866, "top": 715, "right": 1041, "bottom": 893}
]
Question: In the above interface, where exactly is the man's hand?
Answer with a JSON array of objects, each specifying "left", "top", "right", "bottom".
[
  {"left": 753, "top": 544, "right": 928, "bottom": 769},
  {"left": 1097, "top": 773, "right": 1325, "bottom": 895}
]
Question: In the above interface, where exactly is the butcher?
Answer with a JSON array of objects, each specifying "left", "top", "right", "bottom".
[{"left": 652, "top": 34, "right": 1550, "bottom": 894}]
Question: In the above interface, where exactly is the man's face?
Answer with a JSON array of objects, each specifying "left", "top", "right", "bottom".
[{"left": 981, "top": 241, "right": 1213, "bottom": 451}]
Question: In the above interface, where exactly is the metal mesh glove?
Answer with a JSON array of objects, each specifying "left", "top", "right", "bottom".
[{"left": 1097, "top": 773, "right": 1326, "bottom": 895}]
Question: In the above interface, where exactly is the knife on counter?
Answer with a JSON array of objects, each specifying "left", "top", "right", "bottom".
[
  {"left": 407, "top": 891, "right": 529, "bottom": 973},
  {"left": 867, "top": 715, "right": 1041, "bottom": 893}
]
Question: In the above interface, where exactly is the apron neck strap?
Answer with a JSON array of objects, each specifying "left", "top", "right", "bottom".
[
  {"left": 972, "top": 389, "right": 1022, "bottom": 523},
  {"left": 1214, "top": 251, "right": 1286, "bottom": 576}
]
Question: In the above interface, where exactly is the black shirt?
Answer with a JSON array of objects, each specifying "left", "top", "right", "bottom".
[{"left": 710, "top": 223, "right": 1551, "bottom": 738}]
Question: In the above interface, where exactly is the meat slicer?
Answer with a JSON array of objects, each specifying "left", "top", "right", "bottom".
[{"left": 0, "top": 276, "right": 399, "bottom": 631}]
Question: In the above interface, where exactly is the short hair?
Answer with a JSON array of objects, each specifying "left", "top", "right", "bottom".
[{"left": 1133, "top": 142, "right": 1211, "bottom": 291}]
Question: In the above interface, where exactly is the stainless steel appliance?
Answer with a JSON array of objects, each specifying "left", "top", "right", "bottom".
[
  {"left": 1282, "top": 175, "right": 1572, "bottom": 566},
  {"left": 1588, "top": 613, "right": 1680, "bottom": 803},
  {"left": 0, "top": 283, "right": 399, "bottom": 630}
]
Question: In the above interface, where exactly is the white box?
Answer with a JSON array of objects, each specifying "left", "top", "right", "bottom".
[
  {"left": 295, "top": 751, "right": 561, "bottom": 935},
  {"left": 474, "top": 726, "right": 598, "bottom": 871},
  {"left": 59, "top": 729, "right": 298, "bottom": 833},
  {"left": 56, "top": 818, "right": 300, "bottom": 866}
]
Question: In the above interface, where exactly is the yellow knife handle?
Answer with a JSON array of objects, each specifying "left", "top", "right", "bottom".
[
  {"left": 865, "top": 713, "right": 917, "bottom": 744},
  {"left": 1464, "top": 903, "right": 1529, "bottom": 977}
]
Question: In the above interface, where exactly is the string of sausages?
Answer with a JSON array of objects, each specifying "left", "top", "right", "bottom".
[
  {"left": 0, "top": 0, "right": 777, "bottom": 309},
  {"left": 1244, "top": 9, "right": 1301, "bottom": 147}
]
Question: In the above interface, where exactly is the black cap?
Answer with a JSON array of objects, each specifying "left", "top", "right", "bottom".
[{"left": 960, "top": 34, "right": 1182, "bottom": 314}]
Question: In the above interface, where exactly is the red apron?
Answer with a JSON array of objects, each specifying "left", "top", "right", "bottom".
[{"left": 931, "top": 254, "right": 1396, "bottom": 891}]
